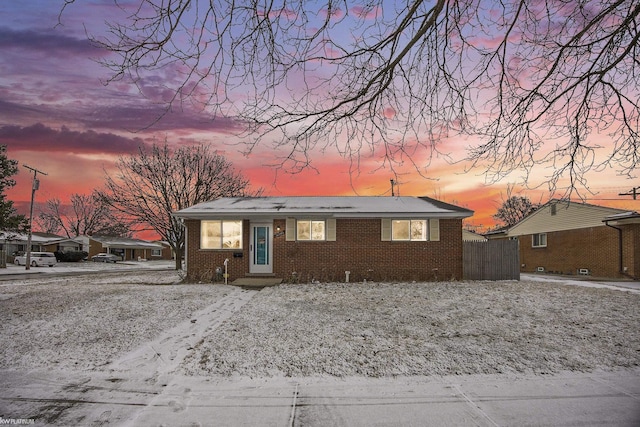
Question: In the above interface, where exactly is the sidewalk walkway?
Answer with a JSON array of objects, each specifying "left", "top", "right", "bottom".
[
  {"left": 2, "top": 368, "right": 638, "bottom": 426},
  {"left": 522, "top": 273, "right": 640, "bottom": 293}
]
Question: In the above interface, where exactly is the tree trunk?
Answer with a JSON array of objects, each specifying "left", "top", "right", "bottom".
[{"left": 174, "top": 246, "right": 183, "bottom": 271}]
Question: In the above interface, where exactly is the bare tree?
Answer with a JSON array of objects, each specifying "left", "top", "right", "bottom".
[
  {"left": 101, "top": 143, "right": 258, "bottom": 270},
  {"left": 493, "top": 193, "right": 539, "bottom": 228},
  {"left": 62, "top": 1, "right": 640, "bottom": 196},
  {"left": 36, "top": 191, "right": 131, "bottom": 237}
]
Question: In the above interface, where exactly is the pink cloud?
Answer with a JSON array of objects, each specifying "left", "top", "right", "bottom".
[{"left": 350, "top": 5, "right": 381, "bottom": 20}]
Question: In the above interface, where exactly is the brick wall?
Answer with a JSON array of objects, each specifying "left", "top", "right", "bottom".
[
  {"left": 518, "top": 224, "right": 639, "bottom": 279},
  {"left": 184, "top": 219, "right": 250, "bottom": 282},
  {"left": 184, "top": 218, "right": 464, "bottom": 283}
]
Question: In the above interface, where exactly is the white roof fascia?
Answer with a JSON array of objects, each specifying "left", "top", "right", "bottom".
[{"left": 603, "top": 211, "right": 640, "bottom": 225}]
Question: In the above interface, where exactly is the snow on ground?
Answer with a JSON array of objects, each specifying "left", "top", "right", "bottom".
[
  {"left": 180, "top": 280, "right": 640, "bottom": 378},
  {"left": 0, "top": 259, "right": 175, "bottom": 276},
  {"left": 0, "top": 270, "right": 229, "bottom": 371},
  {"left": 1, "top": 272, "right": 639, "bottom": 425},
  {"left": 2, "top": 271, "right": 636, "bottom": 377}
]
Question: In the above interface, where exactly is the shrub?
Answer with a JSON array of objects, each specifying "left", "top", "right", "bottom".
[{"left": 54, "top": 251, "right": 88, "bottom": 262}]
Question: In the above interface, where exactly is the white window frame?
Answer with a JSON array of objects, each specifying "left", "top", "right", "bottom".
[
  {"left": 532, "top": 233, "right": 547, "bottom": 248},
  {"left": 201, "top": 220, "right": 243, "bottom": 249},
  {"left": 296, "top": 219, "right": 326, "bottom": 241},
  {"left": 381, "top": 218, "right": 439, "bottom": 242},
  {"left": 151, "top": 248, "right": 162, "bottom": 257},
  {"left": 286, "top": 218, "right": 336, "bottom": 242},
  {"left": 391, "top": 219, "right": 428, "bottom": 241}
]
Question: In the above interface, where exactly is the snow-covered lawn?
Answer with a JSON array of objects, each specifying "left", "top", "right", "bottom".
[
  {"left": 181, "top": 280, "right": 640, "bottom": 377},
  {"left": 0, "top": 271, "right": 221, "bottom": 371},
  {"left": 1, "top": 273, "right": 638, "bottom": 378}
]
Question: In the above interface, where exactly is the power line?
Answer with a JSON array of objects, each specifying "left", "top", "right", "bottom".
[{"left": 618, "top": 186, "right": 640, "bottom": 200}]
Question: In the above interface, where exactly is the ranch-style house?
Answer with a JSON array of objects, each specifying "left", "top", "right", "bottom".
[{"left": 174, "top": 196, "right": 473, "bottom": 283}]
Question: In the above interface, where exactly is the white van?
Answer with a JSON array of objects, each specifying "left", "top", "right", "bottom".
[{"left": 14, "top": 252, "right": 57, "bottom": 267}]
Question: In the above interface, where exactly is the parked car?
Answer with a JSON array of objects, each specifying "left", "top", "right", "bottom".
[
  {"left": 14, "top": 252, "right": 57, "bottom": 267},
  {"left": 91, "top": 253, "right": 122, "bottom": 263}
]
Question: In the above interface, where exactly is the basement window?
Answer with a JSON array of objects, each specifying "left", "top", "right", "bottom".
[
  {"left": 201, "top": 220, "right": 243, "bottom": 249},
  {"left": 532, "top": 233, "right": 547, "bottom": 248}
]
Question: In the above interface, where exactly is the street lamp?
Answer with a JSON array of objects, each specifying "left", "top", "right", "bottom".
[{"left": 23, "top": 165, "right": 47, "bottom": 271}]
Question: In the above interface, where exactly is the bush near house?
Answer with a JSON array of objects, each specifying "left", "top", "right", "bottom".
[{"left": 54, "top": 251, "right": 88, "bottom": 262}]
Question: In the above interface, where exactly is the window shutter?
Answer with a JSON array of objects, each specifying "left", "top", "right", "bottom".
[
  {"left": 326, "top": 218, "right": 336, "bottom": 241},
  {"left": 286, "top": 218, "right": 296, "bottom": 241},
  {"left": 381, "top": 218, "right": 391, "bottom": 241},
  {"left": 429, "top": 219, "right": 440, "bottom": 241}
]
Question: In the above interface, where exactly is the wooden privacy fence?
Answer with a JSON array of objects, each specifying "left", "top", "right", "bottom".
[{"left": 463, "top": 239, "right": 520, "bottom": 280}]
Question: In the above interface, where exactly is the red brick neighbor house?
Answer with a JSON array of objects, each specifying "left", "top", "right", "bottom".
[
  {"left": 44, "top": 235, "right": 173, "bottom": 261},
  {"left": 86, "top": 236, "right": 168, "bottom": 261},
  {"left": 174, "top": 196, "right": 474, "bottom": 283},
  {"left": 487, "top": 200, "right": 640, "bottom": 279}
]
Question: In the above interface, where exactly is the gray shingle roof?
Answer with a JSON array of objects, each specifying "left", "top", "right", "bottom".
[{"left": 174, "top": 196, "right": 473, "bottom": 219}]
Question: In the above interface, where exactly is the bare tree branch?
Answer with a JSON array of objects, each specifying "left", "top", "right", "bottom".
[
  {"left": 100, "top": 142, "right": 259, "bottom": 270},
  {"left": 62, "top": 0, "right": 640, "bottom": 196},
  {"left": 36, "top": 191, "right": 131, "bottom": 238}
]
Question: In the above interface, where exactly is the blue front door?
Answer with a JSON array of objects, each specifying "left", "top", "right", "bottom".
[{"left": 250, "top": 222, "right": 272, "bottom": 273}]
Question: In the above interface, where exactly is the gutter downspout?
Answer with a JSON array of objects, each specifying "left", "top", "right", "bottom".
[{"left": 604, "top": 220, "right": 626, "bottom": 277}]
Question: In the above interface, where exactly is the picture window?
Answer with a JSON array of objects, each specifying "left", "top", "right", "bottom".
[
  {"left": 296, "top": 220, "right": 326, "bottom": 241},
  {"left": 201, "top": 220, "right": 243, "bottom": 249},
  {"left": 391, "top": 220, "right": 427, "bottom": 241}
]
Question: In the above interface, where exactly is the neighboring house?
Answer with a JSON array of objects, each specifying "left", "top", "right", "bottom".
[
  {"left": 462, "top": 229, "right": 487, "bottom": 242},
  {"left": 0, "top": 232, "right": 60, "bottom": 258},
  {"left": 45, "top": 235, "right": 173, "bottom": 261},
  {"left": 152, "top": 241, "right": 176, "bottom": 260},
  {"left": 44, "top": 236, "right": 88, "bottom": 253},
  {"left": 88, "top": 236, "right": 166, "bottom": 261},
  {"left": 1, "top": 232, "right": 173, "bottom": 263},
  {"left": 488, "top": 200, "right": 640, "bottom": 279},
  {"left": 173, "top": 196, "right": 473, "bottom": 283}
]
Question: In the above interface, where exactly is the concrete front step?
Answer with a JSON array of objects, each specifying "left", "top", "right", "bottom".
[{"left": 231, "top": 277, "right": 283, "bottom": 289}]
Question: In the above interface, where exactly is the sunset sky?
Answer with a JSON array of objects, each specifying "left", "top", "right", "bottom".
[{"left": 1, "top": 1, "right": 638, "bottom": 237}]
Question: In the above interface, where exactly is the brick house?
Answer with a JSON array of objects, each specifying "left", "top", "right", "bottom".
[
  {"left": 173, "top": 196, "right": 473, "bottom": 283},
  {"left": 488, "top": 200, "right": 640, "bottom": 279},
  {"left": 87, "top": 236, "right": 167, "bottom": 261}
]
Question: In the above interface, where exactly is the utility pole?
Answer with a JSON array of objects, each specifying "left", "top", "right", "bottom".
[
  {"left": 23, "top": 165, "right": 47, "bottom": 270},
  {"left": 619, "top": 186, "right": 639, "bottom": 200}
]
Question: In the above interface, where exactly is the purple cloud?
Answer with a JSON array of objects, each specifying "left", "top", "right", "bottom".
[
  {"left": 76, "top": 105, "right": 245, "bottom": 133},
  {"left": 0, "top": 123, "right": 147, "bottom": 155},
  {"left": 0, "top": 27, "right": 99, "bottom": 56}
]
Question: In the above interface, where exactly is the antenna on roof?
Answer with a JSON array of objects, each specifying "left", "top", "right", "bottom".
[{"left": 390, "top": 179, "right": 395, "bottom": 197}]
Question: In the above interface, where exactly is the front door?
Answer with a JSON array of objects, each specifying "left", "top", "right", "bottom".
[{"left": 250, "top": 222, "right": 272, "bottom": 274}]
